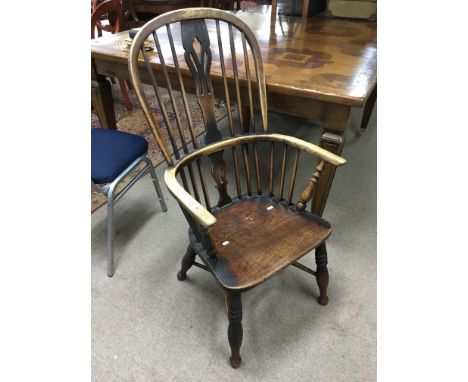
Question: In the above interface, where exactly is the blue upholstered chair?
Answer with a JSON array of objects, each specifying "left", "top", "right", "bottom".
[{"left": 92, "top": 127, "right": 167, "bottom": 276}]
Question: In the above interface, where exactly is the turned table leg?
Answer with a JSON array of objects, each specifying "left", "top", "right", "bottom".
[
  {"left": 226, "top": 292, "right": 243, "bottom": 368},
  {"left": 92, "top": 58, "right": 117, "bottom": 129},
  {"left": 358, "top": 83, "right": 377, "bottom": 136},
  {"left": 312, "top": 103, "right": 350, "bottom": 217}
]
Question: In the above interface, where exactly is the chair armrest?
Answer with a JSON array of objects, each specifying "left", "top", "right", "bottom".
[
  {"left": 266, "top": 134, "right": 346, "bottom": 166},
  {"left": 163, "top": 133, "right": 345, "bottom": 228},
  {"left": 164, "top": 166, "right": 217, "bottom": 228}
]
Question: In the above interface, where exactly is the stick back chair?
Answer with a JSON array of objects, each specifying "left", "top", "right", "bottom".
[
  {"left": 128, "top": 7, "right": 346, "bottom": 368},
  {"left": 92, "top": 0, "right": 133, "bottom": 111}
]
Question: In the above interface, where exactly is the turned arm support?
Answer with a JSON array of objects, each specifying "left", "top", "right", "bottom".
[
  {"left": 296, "top": 160, "right": 325, "bottom": 212},
  {"left": 295, "top": 137, "right": 347, "bottom": 212}
]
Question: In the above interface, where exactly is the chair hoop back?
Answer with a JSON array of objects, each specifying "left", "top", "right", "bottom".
[
  {"left": 128, "top": 8, "right": 268, "bottom": 167},
  {"left": 91, "top": 0, "right": 123, "bottom": 39}
]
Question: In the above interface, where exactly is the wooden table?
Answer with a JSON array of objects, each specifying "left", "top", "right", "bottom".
[{"left": 91, "top": 5, "right": 377, "bottom": 215}]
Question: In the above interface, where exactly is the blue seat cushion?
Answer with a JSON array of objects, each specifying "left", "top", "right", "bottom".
[{"left": 91, "top": 128, "right": 149, "bottom": 184}]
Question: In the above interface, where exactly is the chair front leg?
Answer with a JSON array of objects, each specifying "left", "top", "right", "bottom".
[
  {"left": 226, "top": 292, "right": 243, "bottom": 368},
  {"left": 315, "top": 242, "right": 329, "bottom": 305},
  {"left": 177, "top": 244, "right": 196, "bottom": 281}
]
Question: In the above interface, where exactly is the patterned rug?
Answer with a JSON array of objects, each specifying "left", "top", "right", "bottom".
[{"left": 91, "top": 84, "right": 229, "bottom": 213}]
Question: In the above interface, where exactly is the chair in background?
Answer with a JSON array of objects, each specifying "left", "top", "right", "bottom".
[
  {"left": 92, "top": 128, "right": 167, "bottom": 276},
  {"left": 91, "top": 0, "right": 134, "bottom": 111},
  {"left": 128, "top": 0, "right": 201, "bottom": 22},
  {"left": 129, "top": 8, "right": 346, "bottom": 367}
]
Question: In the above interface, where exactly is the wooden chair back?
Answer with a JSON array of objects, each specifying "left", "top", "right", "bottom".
[
  {"left": 128, "top": 8, "right": 268, "bottom": 163},
  {"left": 91, "top": 0, "right": 123, "bottom": 38},
  {"left": 128, "top": 8, "right": 344, "bottom": 224}
]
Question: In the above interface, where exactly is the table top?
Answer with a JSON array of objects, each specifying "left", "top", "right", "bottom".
[{"left": 91, "top": 5, "right": 377, "bottom": 107}]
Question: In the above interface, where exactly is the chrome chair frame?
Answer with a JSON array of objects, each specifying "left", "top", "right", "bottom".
[{"left": 92, "top": 154, "right": 167, "bottom": 276}]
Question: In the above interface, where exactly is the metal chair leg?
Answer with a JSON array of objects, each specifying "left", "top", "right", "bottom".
[
  {"left": 145, "top": 157, "right": 167, "bottom": 212},
  {"left": 106, "top": 189, "right": 115, "bottom": 277}
]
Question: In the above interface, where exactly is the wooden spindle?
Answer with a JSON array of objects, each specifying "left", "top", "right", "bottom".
[
  {"left": 197, "top": 157, "right": 211, "bottom": 211},
  {"left": 153, "top": 31, "right": 188, "bottom": 153},
  {"left": 242, "top": 34, "right": 254, "bottom": 133},
  {"left": 216, "top": 20, "right": 235, "bottom": 137},
  {"left": 142, "top": 45, "right": 190, "bottom": 191},
  {"left": 269, "top": 142, "right": 274, "bottom": 196},
  {"left": 186, "top": 163, "right": 200, "bottom": 202},
  {"left": 253, "top": 142, "right": 262, "bottom": 194},
  {"left": 232, "top": 146, "right": 242, "bottom": 198},
  {"left": 229, "top": 24, "right": 244, "bottom": 135},
  {"left": 242, "top": 143, "right": 252, "bottom": 195},
  {"left": 153, "top": 31, "right": 201, "bottom": 201},
  {"left": 278, "top": 144, "right": 287, "bottom": 200},
  {"left": 296, "top": 160, "right": 325, "bottom": 212},
  {"left": 177, "top": 168, "right": 190, "bottom": 194},
  {"left": 141, "top": 47, "right": 179, "bottom": 158},
  {"left": 287, "top": 148, "right": 300, "bottom": 204}
]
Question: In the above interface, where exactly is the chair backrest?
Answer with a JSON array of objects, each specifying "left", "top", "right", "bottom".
[
  {"left": 91, "top": 0, "right": 123, "bottom": 38},
  {"left": 128, "top": 7, "right": 268, "bottom": 167}
]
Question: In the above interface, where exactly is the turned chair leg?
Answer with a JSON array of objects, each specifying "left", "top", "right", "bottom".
[
  {"left": 226, "top": 293, "right": 243, "bottom": 368},
  {"left": 177, "top": 244, "right": 196, "bottom": 281},
  {"left": 315, "top": 242, "right": 329, "bottom": 306}
]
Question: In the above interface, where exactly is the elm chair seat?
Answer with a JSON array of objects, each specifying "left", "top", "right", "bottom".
[
  {"left": 205, "top": 197, "right": 332, "bottom": 291},
  {"left": 91, "top": 127, "right": 167, "bottom": 276},
  {"left": 92, "top": 128, "right": 148, "bottom": 184}
]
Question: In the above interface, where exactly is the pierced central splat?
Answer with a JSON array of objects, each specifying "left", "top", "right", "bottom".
[{"left": 181, "top": 19, "right": 232, "bottom": 207}]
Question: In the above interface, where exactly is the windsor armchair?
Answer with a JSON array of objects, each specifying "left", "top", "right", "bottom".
[
  {"left": 92, "top": 0, "right": 133, "bottom": 111},
  {"left": 128, "top": 8, "right": 346, "bottom": 368}
]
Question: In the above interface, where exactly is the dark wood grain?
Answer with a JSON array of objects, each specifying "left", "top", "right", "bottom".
[
  {"left": 226, "top": 293, "right": 243, "bottom": 368},
  {"left": 315, "top": 242, "right": 329, "bottom": 305},
  {"left": 207, "top": 197, "right": 331, "bottom": 291},
  {"left": 359, "top": 82, "right": 377, "bottom": 134},
  {"left": 177, "top": 244, "right": 197, "bottom": 280}
]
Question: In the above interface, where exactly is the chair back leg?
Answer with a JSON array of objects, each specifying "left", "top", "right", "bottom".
[{"left": 146, "top": 157, "right": 168, "bottom": 212}]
